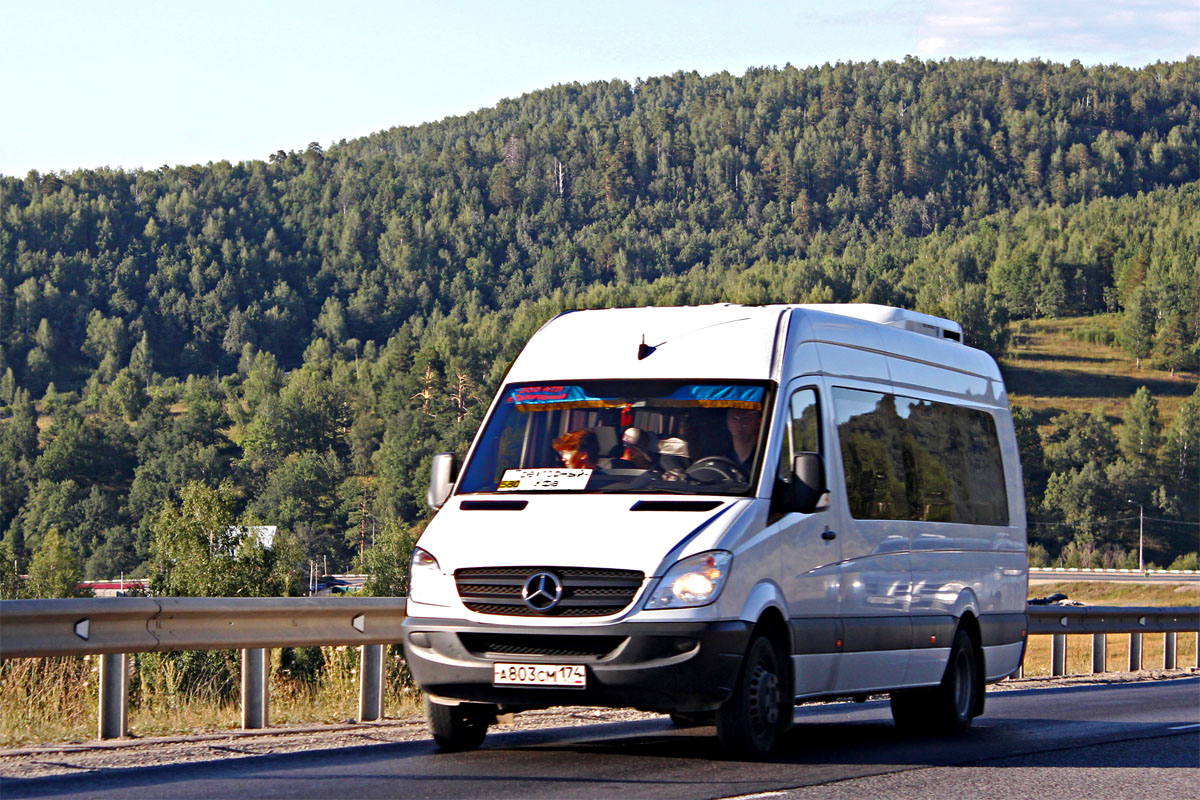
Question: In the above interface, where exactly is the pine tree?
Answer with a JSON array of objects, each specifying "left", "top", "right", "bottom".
[
  {"left": 1118, "top": 387, "right": 1162, "bottom": 473},
  {"left": 27, "top": 529, "right": 82, "bottom": 598},
  {"left": 1118, "top": 286, "right": 1155, "bottom": 368},
  {"left": 1160, "top": 386, "right": 1199, "bottom": 494}
]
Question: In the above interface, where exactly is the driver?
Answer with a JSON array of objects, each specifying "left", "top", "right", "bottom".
[{"left": 723, "top": 407, "right": 762, "bottom": 474}]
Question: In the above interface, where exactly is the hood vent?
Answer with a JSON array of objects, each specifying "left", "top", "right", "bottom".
[
  {"left": 460, "top": 500, "right": 528, "bottom": 511},
  {"left": 630, "top": 500, "right": 723, "bottom": 512}
]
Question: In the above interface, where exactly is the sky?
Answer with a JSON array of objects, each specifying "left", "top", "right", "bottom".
[{"left": 1, "top": 0, "right": 1196, "bottom": 177}]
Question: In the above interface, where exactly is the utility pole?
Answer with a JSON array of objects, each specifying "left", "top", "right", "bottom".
[
  {"left": 1128, "top": 500, "right": 1144, "bottom": 571},
  {"left": 359, "top": 489, "right": 367, "bottom": 564},
  {"left": 359, "top": 485, "right": 373, "bottom": 566},
  {"left": 1138, "top": 504, "right": 1144, "bottom": 572}
]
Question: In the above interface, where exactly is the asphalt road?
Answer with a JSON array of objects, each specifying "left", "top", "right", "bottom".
[{"left": 5, "top": 678, "right": 1198, "bottom": 800}]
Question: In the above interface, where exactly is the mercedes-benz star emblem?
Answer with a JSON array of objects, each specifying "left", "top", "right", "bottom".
[{"left": 521, "top": 572, "right": 564, "bottom": 612}]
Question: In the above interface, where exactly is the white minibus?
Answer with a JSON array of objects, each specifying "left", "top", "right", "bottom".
[{"left": 403, "top": 303, "right": 1027, "bottom": 756}]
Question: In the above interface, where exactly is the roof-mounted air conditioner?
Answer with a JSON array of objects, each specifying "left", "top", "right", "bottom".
[{"left": 801, "top": 303, "right": 963, "bottom": 342}]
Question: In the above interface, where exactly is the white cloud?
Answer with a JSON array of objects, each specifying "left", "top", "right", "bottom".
[{"left": 914, "top": 0, "right": 1198, "bottom": 64}]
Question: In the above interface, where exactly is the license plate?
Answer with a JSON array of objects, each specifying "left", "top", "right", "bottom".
[{"left": 493, "top": 663, "right": 586, "bottom": 688}]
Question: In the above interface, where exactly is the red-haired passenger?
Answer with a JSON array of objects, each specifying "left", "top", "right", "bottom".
[{"left": 553, "top": 429, "right": 600, "bottom": 469}]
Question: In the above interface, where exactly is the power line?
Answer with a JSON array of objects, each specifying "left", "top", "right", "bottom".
[{"left": 1028, "top": 516, "right": 1200, "bottom": 528}]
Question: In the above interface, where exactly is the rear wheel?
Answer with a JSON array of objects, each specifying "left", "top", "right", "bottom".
[
  {"left": 426, "top": 698, "right": 492, "bottom": 751},
  {"left": 716, "top": 634, "right": 789, "bottom": 758},
  {"left": 890, "top": 628, "right": 980, "bottom": 734}
]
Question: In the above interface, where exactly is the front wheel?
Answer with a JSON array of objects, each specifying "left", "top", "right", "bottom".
[
  {"left": 891, "top": 627, "right": 980, "bottom": 734},
  {"left": 426, "top": 698, "right": 492, "bottom": 751},
  {"left": 716, "top": 634, "right": 789, "bottom": 758}
]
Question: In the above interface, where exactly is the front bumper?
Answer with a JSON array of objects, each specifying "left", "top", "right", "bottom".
[{"left": 402, "top": 616, "right": 753, "bottom": 713}]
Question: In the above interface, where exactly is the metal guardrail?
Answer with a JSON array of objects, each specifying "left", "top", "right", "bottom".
[
  {"left": 0, "top": 596, "right": 407, "bottom": 658},
  {"left": 1025, "top": 605, "right": 1200, "bottom": 679},
  {"left": 0, "top": 596, "right": 407, "bottom": 738},
  {"left": 1029, "top": 567, "right": 1199, "bottom": 576},
  {"left": 1026, "top": 605, "right": 1200, "bottom": 635},
  {"left": 1, "top": 599, "right": 1196, "bottom": 740}
]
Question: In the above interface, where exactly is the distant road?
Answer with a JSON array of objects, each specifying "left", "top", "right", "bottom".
[
  {"left": 5, "top": 677, "right": 1197, "bottom": 800},
  {"left": 1029, "top": 570, "right": 1200, "bottom": 584}
]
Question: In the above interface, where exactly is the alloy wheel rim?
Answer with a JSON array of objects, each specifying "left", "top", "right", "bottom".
[
  {"left": 952, "top": 649, "right": 971, "bottom": 717},
  {"left": 749, "top": 663, "right": 781, "bottom": 730}
]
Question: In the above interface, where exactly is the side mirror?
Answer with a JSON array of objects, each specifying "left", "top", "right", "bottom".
[
  {"left": 787, "top": 452, "right": 827, "bottom": 515},
  {"left": 427, "top": 452, "right": 459, "bottom": 510}
]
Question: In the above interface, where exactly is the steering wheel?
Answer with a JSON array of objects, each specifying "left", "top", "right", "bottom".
[{"left": 683, "top": 456, "right": 748, "bottom": 484}]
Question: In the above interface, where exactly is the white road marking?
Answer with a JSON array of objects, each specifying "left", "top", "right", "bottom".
[{"left": 1168, "top": 723, "right": 1200, "bottom": 731}]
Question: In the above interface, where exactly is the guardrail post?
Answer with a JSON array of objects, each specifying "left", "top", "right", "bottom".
[
  {"left": 241, "top": 648, "right": 269, "bottom": 729},
  {"left": 1051, "top": 633, "right": 1066, "bottom": 676},
  {"left": 98, "top": 653, "right": 129, "bottom": 739},
  {"left": 359, "top": 644, "right": 384, "bottom": 722},
  {"left": 1163, "top": 632, "right": 1177, "bottom": 669},
  {"left": 1091, "top": 633, "right": 1106, "bottom": 674},
  {"left": 1128, "top": 633, "right": 1142, "bottom": 671}
]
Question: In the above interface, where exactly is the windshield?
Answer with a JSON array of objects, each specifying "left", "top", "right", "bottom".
[{"left": 457, "top": 380, "right": 772, "bottom": 496}]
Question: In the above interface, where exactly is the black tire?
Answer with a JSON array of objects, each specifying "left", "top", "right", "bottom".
[
  {"left": 426, "top": 698, "right": 490, "bottom": 752},
  {"left": 716, "top": 635, "right": 789, "bottom": 758},
  {"left": 890, "top": 628, "right": 980, "bottom": 735}
]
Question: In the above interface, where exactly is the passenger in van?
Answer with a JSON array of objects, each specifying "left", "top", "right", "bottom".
[
  {"left": 615, "top": 427, "right": 658, "bottom": 469},
  {"left": 552, "top": 429, "right": 600, "bottom": 469},
  {"left": 658, "top": 436, "right": 691, "bottom": 480}
]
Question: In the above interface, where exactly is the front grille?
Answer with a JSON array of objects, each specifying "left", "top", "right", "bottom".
[
  {"left": 458, "top": 633, "right": 626, "bottom": 659},
  {"left": 455, "top": 566, "right": 644, "bottom": 617}
]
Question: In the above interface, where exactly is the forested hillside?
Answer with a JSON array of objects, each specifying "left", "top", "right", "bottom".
[{"left": 1, "top": 57, "right": 1197, "bottom": 593}]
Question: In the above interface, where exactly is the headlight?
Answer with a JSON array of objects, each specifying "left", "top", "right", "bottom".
[
  {"left": 408, "top": 547, "right": 457, "bottom": 606},
  {"left": 644, "top": 551, "right": 732, "bottom": 609}
]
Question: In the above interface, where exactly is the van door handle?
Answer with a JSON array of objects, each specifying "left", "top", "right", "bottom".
[{"left": 821, "top": 529, "right": 837, "bottom": 541}]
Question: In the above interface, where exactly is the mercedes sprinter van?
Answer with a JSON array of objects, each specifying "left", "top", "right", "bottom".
[{"left": 403, "top": 303, "right": 1027, "bottom": 756}]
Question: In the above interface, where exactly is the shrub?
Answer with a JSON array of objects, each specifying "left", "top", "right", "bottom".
[{"left": 1168, "top": 552, "right": 1199, "bottom": 571}]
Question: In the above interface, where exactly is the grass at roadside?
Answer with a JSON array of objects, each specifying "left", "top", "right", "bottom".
[
  {"left": 1023, "top": 631, "right": 1197, "bottom": 678},
  {"left": 0, "top": 648, "right": 424, "bottom": 748},
  {"left": 1022, "top": 580, "right": 1200, "bottom": 677},
  {"left": 1028, "top": 580, "right": 1200, "bottom": 606}
]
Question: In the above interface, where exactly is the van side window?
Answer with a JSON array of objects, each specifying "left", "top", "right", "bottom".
[
  {"left": 776, "top": 388, "right": 822, "bottom": 482},
  {"left": 833, "top": 387, "right": 1009, "bottom": 525}
]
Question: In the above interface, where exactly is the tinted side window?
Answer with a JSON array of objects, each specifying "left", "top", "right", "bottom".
[
  {"left": 831, "top": 389, "right": 909, "bottom": 520},
  {"left": 833, "top": 388, "right": 1009, "bottom": 525}
]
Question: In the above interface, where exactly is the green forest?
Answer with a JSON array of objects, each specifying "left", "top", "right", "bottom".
[{"left": 1, "top": 57, "right": 1197, "bottom": 597}]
